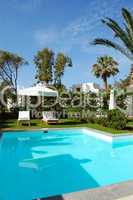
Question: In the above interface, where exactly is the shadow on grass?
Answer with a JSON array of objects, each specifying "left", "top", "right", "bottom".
[
  {"left": 57, "top": 120, "right": 86, "bottom": 126},
  {"left": 123, "top": 126, "right": 133, "bottom": 131},
  {"left": 0, "top": 120, "right": 41, "bottom": 129},
  {"left": 0, "top": 120, "right": 15, "bottom": 128}
]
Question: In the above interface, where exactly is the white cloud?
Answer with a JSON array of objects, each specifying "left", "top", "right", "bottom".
[
  {"left": 33, "top": 0, "right": 132, "bottom": 54},
  {"left": 34, "top": 29, "right": 58, "bottom": 46}
]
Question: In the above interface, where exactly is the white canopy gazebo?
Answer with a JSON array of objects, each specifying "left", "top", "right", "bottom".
[
  {"left": 18, "top": 83, "right": 58, "bottom": 97},
  {"left": 18, "top": 83, "right": 58, "bottom": 109}
]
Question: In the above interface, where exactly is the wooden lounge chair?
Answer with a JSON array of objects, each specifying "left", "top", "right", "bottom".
[
  {"left": 18, "top": 111, "right": 30, "bottom": 126},
  {"left": 42, "top": 111, "right": 59, "bottom": 124}
]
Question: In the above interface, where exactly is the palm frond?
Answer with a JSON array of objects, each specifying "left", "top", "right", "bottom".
[
  {"left": 122, "top": 8, "right": 133, "bottom": 41},
  {"left": 102, "top": 17, "right": 133, "bottom": 51},
  {"left": 91, "top": 8, "right": 133, "bottom": 61},
  {"left": 91, "top": 38, "right": 133, "bottom": 60}
]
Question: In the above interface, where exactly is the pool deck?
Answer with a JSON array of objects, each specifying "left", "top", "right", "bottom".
[{"left": 42, "top": 180, "right": 133, "bottom": 200}]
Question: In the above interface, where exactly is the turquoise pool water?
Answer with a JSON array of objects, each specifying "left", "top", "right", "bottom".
[{"left": 1, "top": 129, "right": 133, "bottom": 200}]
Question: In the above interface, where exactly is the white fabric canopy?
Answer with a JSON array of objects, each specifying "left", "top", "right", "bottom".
[
  {"left": 18, "top": 83, "right": 58, "bottom": 97},
  {"left": 109, "top": 89, "right": 116, "bottom": 110}
]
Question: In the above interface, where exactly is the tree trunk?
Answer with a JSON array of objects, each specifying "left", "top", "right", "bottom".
[
  {"left": 103, "top": 77, "right": 108, "bottom": 92},
  {"left": 14, "top": 68, "right": 18, "bottom": 106}
]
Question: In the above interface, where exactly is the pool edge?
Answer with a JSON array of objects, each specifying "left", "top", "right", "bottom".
[{"left": 2, "top": 127, "right": 133, "bottom": 143}]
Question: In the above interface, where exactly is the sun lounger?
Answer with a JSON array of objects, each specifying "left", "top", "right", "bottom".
[
  {"left": 42, "top": 111, "right": 59, "bottom": 124},
  {"left": 18, "top": 111, "right": 30, "bottom": 126}
]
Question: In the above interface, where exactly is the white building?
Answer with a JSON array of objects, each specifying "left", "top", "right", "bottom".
[{"left": 72, "top": 82, "right": 100, "bottom": 94}]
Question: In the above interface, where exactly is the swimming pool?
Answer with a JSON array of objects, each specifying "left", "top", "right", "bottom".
[{"left": 1, "top": 128, "right": 133, "bottom": 200}]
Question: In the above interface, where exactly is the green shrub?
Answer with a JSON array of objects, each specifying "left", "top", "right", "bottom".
[
  {"left": 88, "top": 113, "right": 96, "bottom": 123},
  {"left": 106, "top": 109, "right": 127, "bottom": 130},
  {"left": 96, "top": 117, "right": 108, "bottom": 127},
  {"left": 81, "top": 111, "right": 96, "bottom": 123}
]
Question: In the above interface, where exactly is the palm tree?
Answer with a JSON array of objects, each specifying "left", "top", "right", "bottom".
[
  {"left": 92, "top": 56, "right": 119, "bottom": 92},
  {"left": 91, "top": 8, "right": 133, "bottom": 61}
]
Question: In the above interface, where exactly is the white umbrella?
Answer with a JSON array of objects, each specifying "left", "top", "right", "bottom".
[
  {"left": 109, "top": 89, "right": 116, "bottom": 110},
  {"left": 18, "top": 83, "right": 58, "bottom": 97}
]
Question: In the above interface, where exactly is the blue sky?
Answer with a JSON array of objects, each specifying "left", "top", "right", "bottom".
[{"left": 0, "top": 0, "right": 133, "bottom": 88}]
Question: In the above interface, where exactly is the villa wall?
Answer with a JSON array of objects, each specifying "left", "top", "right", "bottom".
[{"left": 72, "top": 82, "right": 99, "bottom": 94}]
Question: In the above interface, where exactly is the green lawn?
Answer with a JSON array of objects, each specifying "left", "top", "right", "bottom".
[{"left": 1, "top": 118, "right": 133, "bottom": 134}]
